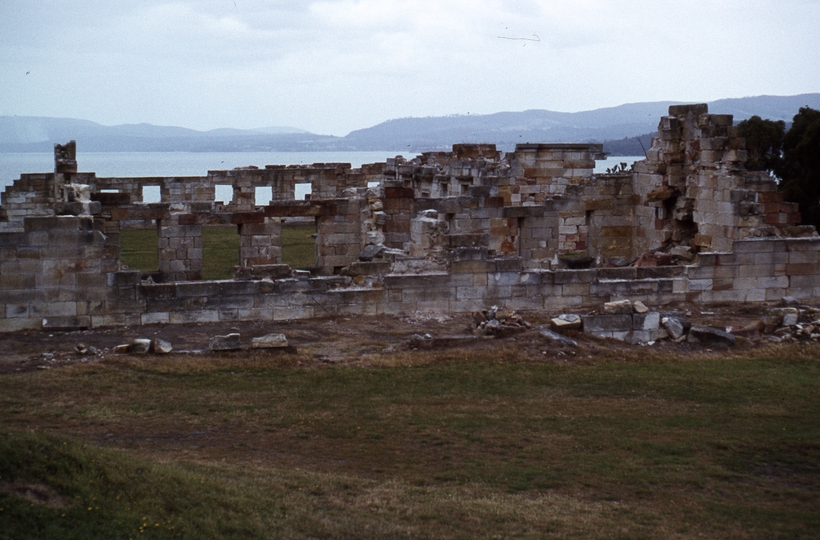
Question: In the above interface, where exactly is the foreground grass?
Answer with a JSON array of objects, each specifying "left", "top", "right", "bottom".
[
  {"left": 118, "top": 224, "right": 315, "bottom": 278},
  {"left": 1, "top": 345, "right": 819, "bottom": 538}
]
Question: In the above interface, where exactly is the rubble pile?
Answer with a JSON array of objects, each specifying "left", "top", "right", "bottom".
[
  {"left": 754, "top": 301, "right": 820, "bottom": 343},
  {"left": 473, "top": 306, "right": 532, "bottom": 338}
]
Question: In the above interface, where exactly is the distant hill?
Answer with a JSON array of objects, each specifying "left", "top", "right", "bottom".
[
  {"left": 2, "top": 94, "right": 819, "bottom": 154},
  {"left": 343, "top": 94, "right": 820, "bottom": 153},
  {"left": 0, "top": 117, "right": 327, "bottom": 152}
]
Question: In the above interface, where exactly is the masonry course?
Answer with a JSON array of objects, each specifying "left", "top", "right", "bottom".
[{"left": 1, "top": 105, "right": 818, "bottom": 333}]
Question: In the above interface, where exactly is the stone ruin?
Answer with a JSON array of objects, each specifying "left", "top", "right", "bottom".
[{"left": 1, "top": 104, "right": 818, "bottom": 334}]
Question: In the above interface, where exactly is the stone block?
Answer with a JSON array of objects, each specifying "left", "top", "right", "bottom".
[
  {"left": 582, "top": 314, "right": 633, "bottom": 333},
  {"left": 604, "top": 299, "right": 633, "bottom": 314},
  {"left": 251, "top": 333, "right": 288, "bottom": 349},
  {"left": 553, "top": 269, "right": 596, "bottom": 284},
  {"left": 141, "top": 312, "right": 170, "bottom": 325},
  {"left": 169, "top": 310, "right": 220, "bottom": 324},
  {"left": 210, "top": 333, "right": 241, "bottom": 351},
  {"left": 633, "top": 312, "right": 660, "bottom": 331},
  {"left": 42, "top": 316, "right": 91, "bottom": 330}
]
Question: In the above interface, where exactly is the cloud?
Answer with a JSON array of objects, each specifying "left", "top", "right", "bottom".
[{"left": 1, "top": 0, "right": 818, "bottom": 134}]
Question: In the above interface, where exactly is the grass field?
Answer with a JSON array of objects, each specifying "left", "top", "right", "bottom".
[
  {"left": 118, "top": 224, "right": 316, "bottom": 278},
  {"left": 1, "top": 345, "right": 819, "bottom": 538}
]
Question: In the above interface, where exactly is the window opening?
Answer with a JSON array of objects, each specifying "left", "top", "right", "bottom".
[
  {"left": 255, "top": 186, "right": 273, "bottom": 206},
  {"left": 141, "top": 185, "right": 161, "bottom": 203},
  {"left": 215, "top": 184, "right": 234, "bottom": 204},
  {"left": 295, "top": 182, "right": 312, "bottom": 201}
]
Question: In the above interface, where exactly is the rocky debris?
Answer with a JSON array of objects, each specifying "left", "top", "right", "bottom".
[
  {"left": 114, "top": 338, "right": 173, "bottom": 355},
  {"left": 473, "top": 306, "right": 531, "bottom": 337},
  {"left": 688, "top": 326, "right": 736, "bottom": 347},
  {"left": 762, "top": 307, "right": 799, "bottom": 332},
  {"left": 745, "top": 303, "right": 820, "bottom": 343},
  {"left": 408, "top": 333, "right": 434, "bottom": 349},
  {"left": 209, "top": 333, "right": 241, "bottom": 351},
  {"left": 669, "top": 245, "right": 695, "bottom": 263},
  {"left": 74, "top": 343, "right": 99, "bottom": 356},
  {"left": 358, "top": 244, "right": 385, "bottom": 262},
  {"left": 539, "top": 327, "right": 577, "bottom": 347},
  {"left": 407, "top": 333, "right": 478, "bottom": 350},
  {"left": 251, "top": 333, "right": 288, "bottom": 349},
  {"left": 151, "top": 338, "right": 173, "bottom": 354},
  {"left": 551, "top": 314, "right": 582, "bottom": 330}
]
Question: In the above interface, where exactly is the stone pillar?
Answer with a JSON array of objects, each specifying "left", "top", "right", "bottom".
[
  {"left": 157, "top": 215, "right": 202, "bottom": 281},
  {"left": 239, "top": 218, "right": 282, "bottom": 266}
]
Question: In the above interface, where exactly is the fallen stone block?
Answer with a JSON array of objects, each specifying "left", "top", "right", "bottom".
[
  {"left": 551, "top": 313, "right": 582, "bottom": 330},
  {"left": 633, "top": 312, "right": 660, "bottom": 331},
  {"left": 128, "top": 338, "right": 152, "bottom": 354},
  {"left": 687, "top": 326, "right": 736, "bottom": 347},
  {"left": 251, "top": 333, "right": 288, "bottom": 349},
  {"left": 604, "top": 299, "right": 633, "bottom": 315},
  {"left": 662, "top": 317, "right": 686, "bottom": 340},
  {"left": 151, "top": 338, "right": 173, "bottom": 354},
  {"left": 210, "top": 333, "right": 241, "bottom": 351},
  {"left": 539, "top": 327, "right": 577, "bottom": 347},
  {"left": 583, "top": 314, "right": 633, "bottom": 333},
  {"left": 359, "top": 243, "right": 385, "bottom": 262},
  {"left": 632, "top": 300, "right": 649, "bottom": 314}
]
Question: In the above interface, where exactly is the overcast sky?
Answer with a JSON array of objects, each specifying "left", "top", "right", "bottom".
[{"left": 2, "top": 0, "right": 819, "bottom": 136}]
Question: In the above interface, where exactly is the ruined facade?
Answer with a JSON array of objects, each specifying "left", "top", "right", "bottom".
[{"left": 1, "top": 105, "right": 818, "bottom": 333}]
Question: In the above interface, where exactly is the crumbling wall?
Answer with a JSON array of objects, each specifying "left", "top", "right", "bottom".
[
  {"left": 632, "top": 104, "right": 805, "bottom": 257},
  {"left": 1, "top": 104, "right": 819, "bottom": 333}
]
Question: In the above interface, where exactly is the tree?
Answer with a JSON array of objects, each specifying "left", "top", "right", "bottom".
[
  {"left": 737, "top": 115, "right": 785, "bottom": 171},
  {"left": 775, "top": 107, "right": 820, "bottom": 229}
]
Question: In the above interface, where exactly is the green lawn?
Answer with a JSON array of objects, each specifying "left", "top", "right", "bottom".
[
  {"left": 118, "top": 228, "right": 159, "bottom": 272},
  {"left": 1, "top": 345, "right": 819, "bottom": 538},
  {"left": 280, "top": 222, "right": 316, "bottom": 269},
  {"left": 201, "top": 227, "right": 239, "bottom": 280}
]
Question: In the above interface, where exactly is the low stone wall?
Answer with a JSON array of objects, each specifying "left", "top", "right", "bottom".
[{"left": 3, "top": 232, "right": 817, "bottom": 332}]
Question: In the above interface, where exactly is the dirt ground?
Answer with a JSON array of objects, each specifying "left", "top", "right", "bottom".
[{"left": 1, "top": 301, "right": 808, "bottom": 374}]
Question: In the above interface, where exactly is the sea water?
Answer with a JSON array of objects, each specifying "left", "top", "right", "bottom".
[{"left": 1, "top": 151, "right": 645, "bottom": 198}]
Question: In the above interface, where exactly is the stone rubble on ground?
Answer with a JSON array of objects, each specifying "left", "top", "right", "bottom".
[
  {"left": 473, "top": 306, "right": 531, "bottom": 337},
  {"left": 209, "top": 333, "right": 241, "bottom": 351},
  {"left": 251, "top": 333, "right": 288, "bottom": 349}
]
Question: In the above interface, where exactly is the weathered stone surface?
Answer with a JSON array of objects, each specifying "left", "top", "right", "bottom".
[
  {"left": 128, "top": 338, "right": 152, "bottom": 354},
  {"left": 663, "top": 317, "right": 685, "bottom": 339},
  {"left": 359, "top": 244, "right": 385, "bottom": 262},
  {"left": 633, "top": 312, "right": 660, "bottom": 331},
  {"left": 583, "top": 314, "right": 633, "bottom": 333},
  {"left": 632, "top": 300, "right": 649, "bottom": 314},
  {"left": 251, "top": 333, "right": 288, "bottom": 349},
  {"left": 210, "top": 333, "right": 241, "bottom": 351},
  {"left": 604, "top": 299, "right": 633, "bottom": 315},
  {"left": 551, "top": 313, "right": 582, "bottom": 330},
  {"left": 539, "top": 327, "right": 577, "bottom": 347},
  {"left": 151, "top": 338, "right": 173, "bottom": 354},
  {"left": 688, "top": 326, "right": 736, "bottom": 346}
]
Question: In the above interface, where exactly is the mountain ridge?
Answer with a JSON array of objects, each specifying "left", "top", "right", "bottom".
[{"left": 2, "top": 93, "right": 818, "bottom": 154}]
